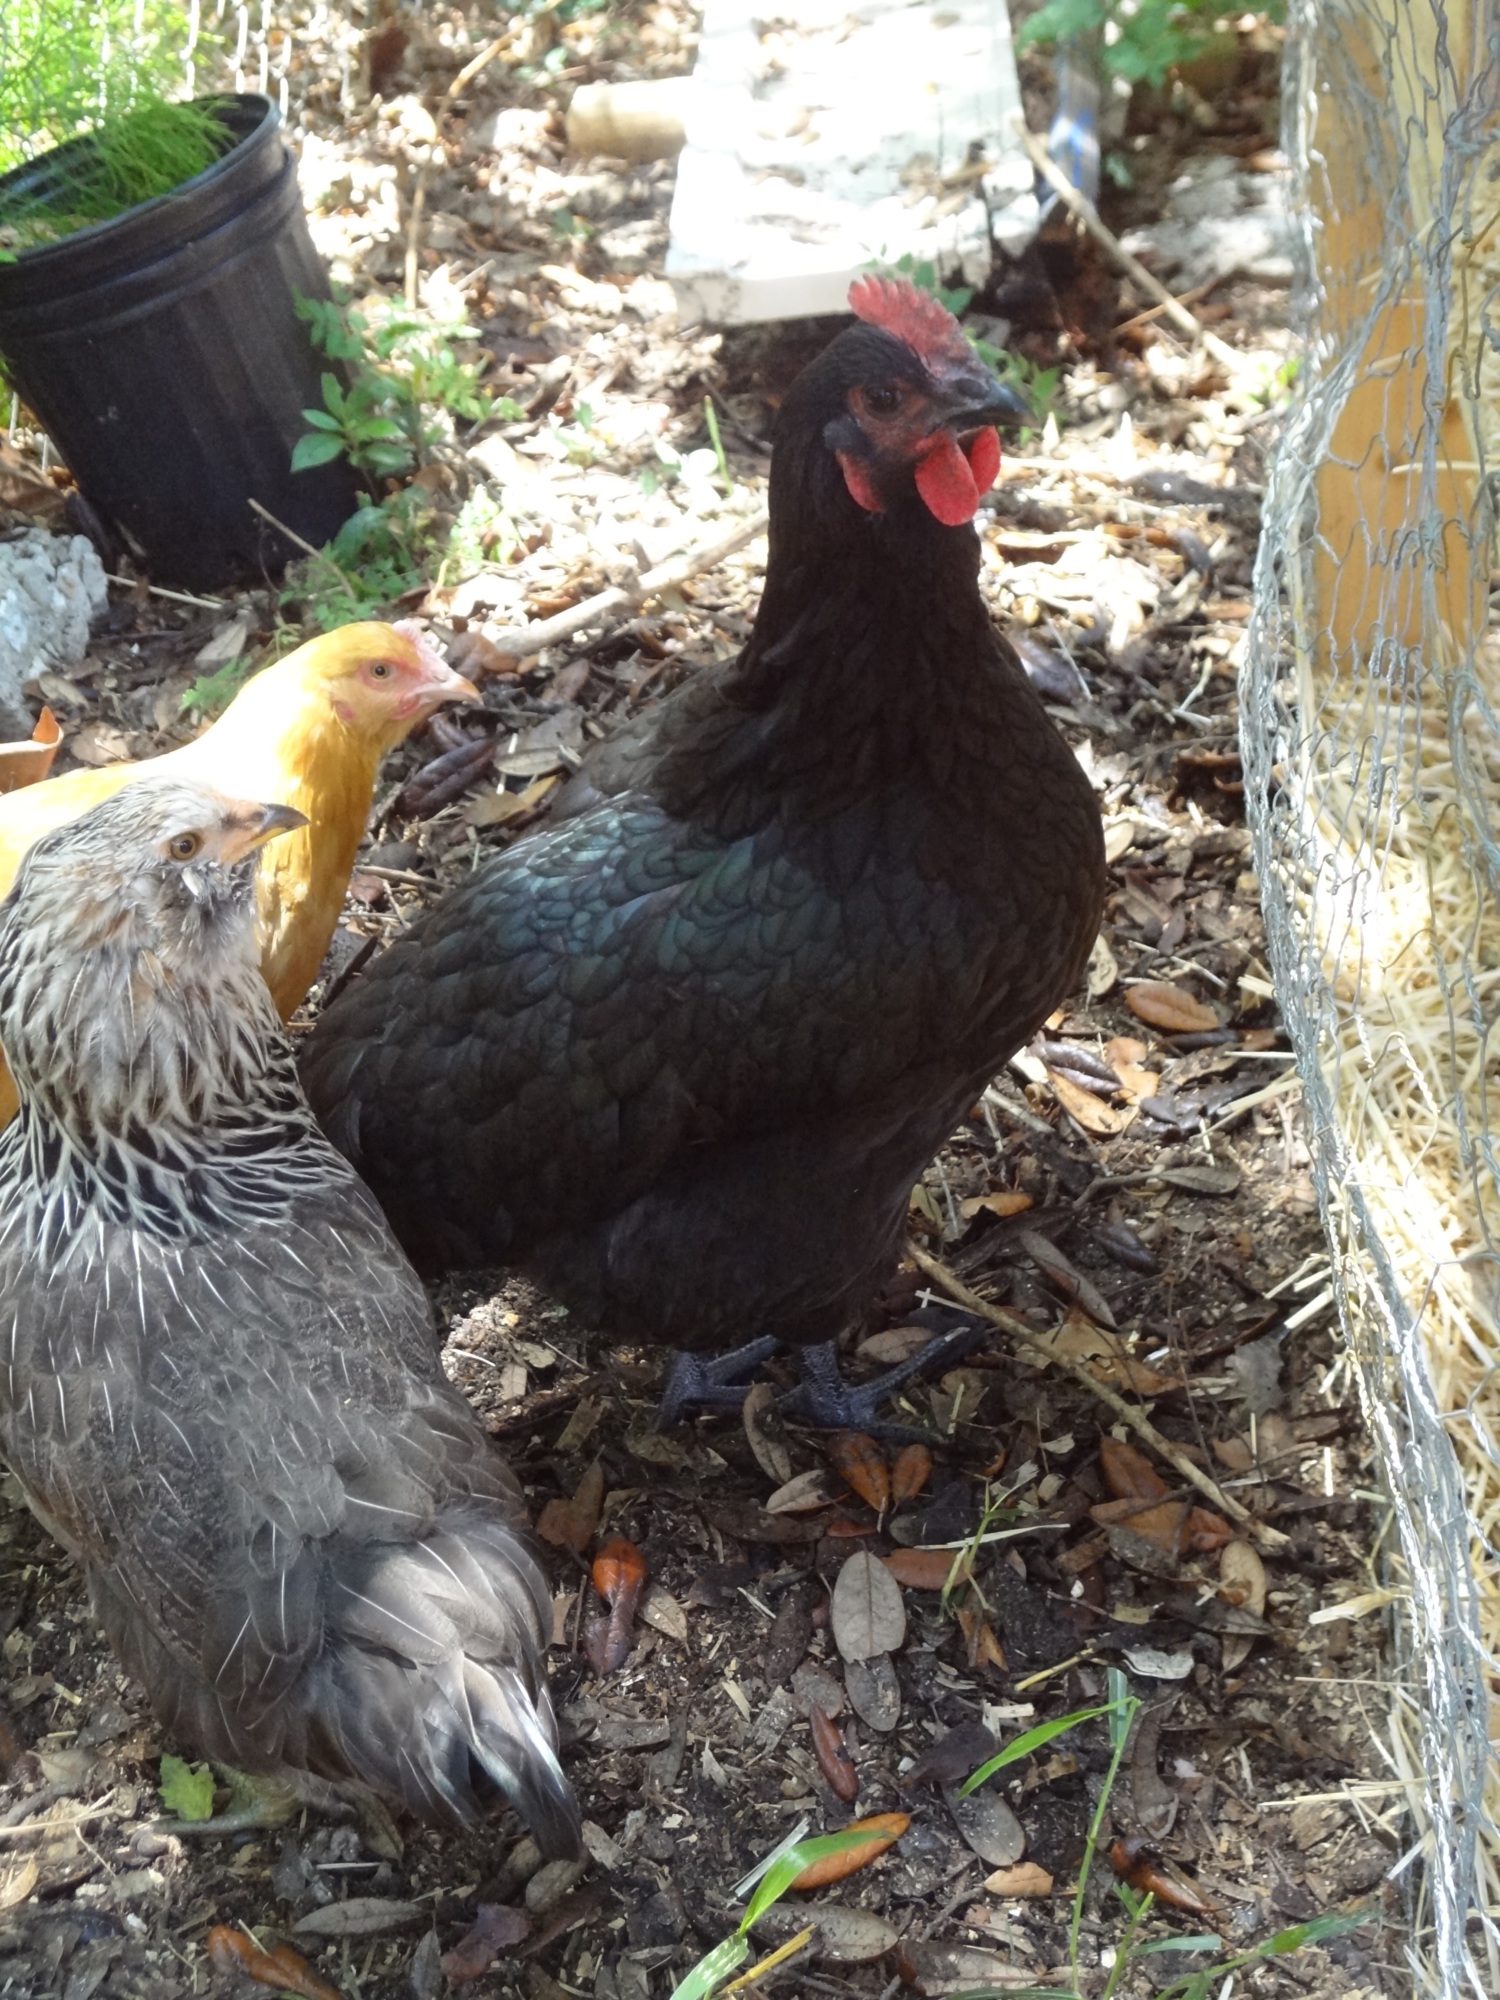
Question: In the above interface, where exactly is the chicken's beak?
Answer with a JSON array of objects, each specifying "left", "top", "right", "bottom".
[
  {"left": 935, "top": 369, "right": 1033, "bottom": 433},
  {"left": 417, "top": 662, "right": 482, "bottom": 715},
  {"left": 216, "top": 801, "right": 309, "bottom": 865}
]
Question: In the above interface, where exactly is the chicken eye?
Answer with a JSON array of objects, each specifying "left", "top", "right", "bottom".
[
  {"left": 168, "top": 832, "right": 203, "bottom": 862},
  {"left": 864, "top": 383, "right": 902, "bottom": 415},
  {"left": 366, "top": 660, "right": 393, "bottom": 680}
]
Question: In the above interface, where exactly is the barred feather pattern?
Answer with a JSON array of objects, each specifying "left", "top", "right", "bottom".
[{"left": 0, "top": 783, "right": 580, "bottom": 1854}]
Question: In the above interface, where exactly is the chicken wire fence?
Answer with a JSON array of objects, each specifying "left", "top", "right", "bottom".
[{"left": 1242, "top": 2, "right": 1499, "bottom": 1992}]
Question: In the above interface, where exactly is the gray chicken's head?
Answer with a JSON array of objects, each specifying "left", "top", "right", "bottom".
[{"left": 0, "top": 778, "right": 304, "bottom": 1126}]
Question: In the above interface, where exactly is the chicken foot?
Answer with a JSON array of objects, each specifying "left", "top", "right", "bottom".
[
  {"left": 657, "top": 1319, "right": 982, "bottom": 1439},
  {"left": 778, "top": 1323, "right": 981, "bottom": 1439},
  {"left": 156, "top": 1769, "right": 403, "bottom": 1857}
]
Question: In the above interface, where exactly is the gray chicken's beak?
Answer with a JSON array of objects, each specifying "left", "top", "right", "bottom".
[{"left": 217, "top": 801, "right": 309, "bottom": 865}]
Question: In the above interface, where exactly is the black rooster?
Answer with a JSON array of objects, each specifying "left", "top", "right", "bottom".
[{"left": 302, "top": 277, "right": 1105, "bottom": 1429}]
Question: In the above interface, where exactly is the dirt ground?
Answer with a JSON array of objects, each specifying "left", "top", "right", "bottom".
[{"left": 1, "top": 8, "right": 1407, "bottom": 1998}]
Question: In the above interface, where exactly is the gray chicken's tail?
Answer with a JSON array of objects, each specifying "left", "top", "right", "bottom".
[{"left": 318, "top": 1510, "right": 581, "bottom": 1857}]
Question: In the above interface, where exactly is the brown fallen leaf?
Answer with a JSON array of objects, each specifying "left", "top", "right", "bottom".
[
  {"left": 764, "top": 1468, "right": 841, "bottom": 1514},
  {"left": 449, "top": 628, "right": 521, "bottom": 679},
  {"left": 0, "top": 706, "right": 61, "bottom": 795},
  {"left": 0, "top": 443, "right": 66, "bottom": 523},
  {"left": 1185, "top": 1507, "right": 1234, "bottom": 1553},
  {"left": 394, "top": 735, "right": 495, "bottom": 818},
  {"left": 828, "top": 1432, "right": 891, "bottom": 1514},
  {"left": 439, "top": 1903, "right": 531, "bottom": 1984},
  {"left": 810, "top": 1705, "right": 860, "bottom": 1803},
  {"left": 958, "top": 1189, "right": 1035, "bottom": 1220},
  {"left": 889, "top": 1444, "right": 932, "bottom": 1506},
  {"left": 791, "top": 1812, "right": 910, "bottom": 1889},
  {"left": 1125, "top": 980, "right": 1220, "bottom": 1035},
  {"left": 1031, "top": 1308, "right": 1180, "bottom": 1396},
  {"left": 586, "top": 1535, "right": 648, "bottom": 1675},
  {"left": 0, "top": 1854, "right": 40, "bottom": 1913},
  {"left": 1019, "top": 1231, "right": 1117, "bottom": 1329},
  {"left": 1104, "top": 1035, "right": 1161, "bottom": 1102},
  {"left": 857, "top": 1324, "right": 947, "bottom": 1366},
  {"left": 983, "top": 1861, "right": 1054, "bottom": 1897},
  {"left": 467, "top": 772, "right": 561, "bottom": 829},
  {"left": 1046, "top": 1067, "right": 1135, "bottom": 1136},
  {"left": 743, "top": 1381, "right": 794, "bottom": 1486},
  {"left": 881, "top": 1546, "right": 967, "bottom": 1592},
  {"left": 844, "top": 1654, "right": 902, "bottom": 1732},
  {"left": 1100, "top": 1436, "right": 1170, "bottom": 1501},
  {"left": 204, "top": 1927, "right": 344, "bottom": 2000},
  {"left": 537, "top": 1461, "right": 605, "bottom": 1553},
  {"left": 954, "top": 1603, "right": 1006, "bottom": 1670},
  {"left": 830, "top": 1549, "right": 907, "bottom": 1662},
  {"left": 1107, "top": 1837, "right": 1218, "bottom": 1918},
  {"left": 1092, "top": 1495, "right": 1191, "bottom": 1560},
  {"left": 290, "top": 1899, "right": 426, "bottom": 1939},
  {"left": 903, "top": 1719, "right": 996, "bottom": 1790}
]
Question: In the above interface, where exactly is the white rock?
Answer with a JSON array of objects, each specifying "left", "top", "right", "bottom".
[
  {"left": 0, "top": 530, "right": 107, "bottom": 740},
  {"left": 666, "top": 0, "right": 1036, "bottom": 325}
]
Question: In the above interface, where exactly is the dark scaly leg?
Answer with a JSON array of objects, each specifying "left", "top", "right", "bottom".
[
  {"left": 778, "top": 1320, "right": 982, "bottom": 1439},
  {"left": 656, "top": 1336, "right": 781, "bottom": 1422}
]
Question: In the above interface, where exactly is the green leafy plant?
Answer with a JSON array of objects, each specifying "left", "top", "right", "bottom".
[
  {"left": 157, "top": 1752, "right": 215, "bottom": 1821},
  {"left": 1017, "top": 0, "right": 1284, "bottom": 90},
  {"left": 951, "top": 1677, "right": 1372, "bottom": 2000},
  {"left": 0, "top": 4, "right": 225, "bottom": 253},
  {"left": 287, "top": 292, "right": 526, "bottom": 633},
  {"left": 282, "top": 491, "right": 433, "bottom": 633},
  {"left": 669, "top": 1824, "right": 891, "bottom": 2000},
  {"left": 181, "top": 653, "right": 253, "bottom": 721},
  {"left": 293, "top": 292, "right": 516, "bottom": 482}
]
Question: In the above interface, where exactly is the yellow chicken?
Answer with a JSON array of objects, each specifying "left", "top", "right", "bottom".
[{"left": 0, "top": 620, "right": 476, "bottom": 1125}]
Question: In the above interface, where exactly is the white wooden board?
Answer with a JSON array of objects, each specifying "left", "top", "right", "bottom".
[{"left": 666, "top": 0, "right": 1036, "bottom": 325}]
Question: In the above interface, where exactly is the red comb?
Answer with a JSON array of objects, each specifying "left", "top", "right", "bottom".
[{"left": 847, "top": 274, "right": 971, "bottom": 371}]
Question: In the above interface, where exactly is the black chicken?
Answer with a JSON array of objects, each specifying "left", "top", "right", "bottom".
[
  {"left": 302, "top": 277, "right": 1105, "bottom": 1429},
  {"left": 0, "top": 780, "right": 579, "bottom": 1854}
]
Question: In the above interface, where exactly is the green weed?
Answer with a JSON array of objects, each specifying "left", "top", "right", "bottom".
[
  {"left": 293, "top": 291, "right": 518, "bottom": 483},
  {"left": 669, "top": 1823, "right": 893, "bottom": 2000},
  {"left": 1017, "top": 0, "right": 1284, "bottom": 91}
]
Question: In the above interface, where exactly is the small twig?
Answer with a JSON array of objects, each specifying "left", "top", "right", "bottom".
[
  {"left": 1013, "top": 120, "right": 1242, "bottom": 375},
  {"left": 0, "top": 1791, "right": 119, "bottom": 1841},
  {"left": 247, "top": 497, "right": 359, "bottom": 601},
  {"left": 906, "top": 1241, "right": 1291, "bottom": 1552},
  {"left": 247, "top": 496, "right": 333, "bottom": 567},
  {"left": 103, "top": 573, "right": 228, "bottom": 612},
  {"left": 354, "top": 863, "right": 438, "bottom": 888},
  {"left": 445, "top": 32, "right": 509, "bottom": 101},
  {"left": 403, "top": 160, "right": 429, "bottom": 309},
  {"left": 481, "top": 510, "right": 768, "bottom": 662}
]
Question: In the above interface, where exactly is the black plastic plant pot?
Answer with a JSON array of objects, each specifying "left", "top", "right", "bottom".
[{"left": 0, "top": 94, "right": 357, "bottom": 590}]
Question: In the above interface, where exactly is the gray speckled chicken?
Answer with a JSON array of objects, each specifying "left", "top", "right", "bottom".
[
  {"left": 0, "top": 780, "right": 579, "bottom": 1855},
  {"left": 301, "top": 276, "right": 1106, "bottom": 1430}
]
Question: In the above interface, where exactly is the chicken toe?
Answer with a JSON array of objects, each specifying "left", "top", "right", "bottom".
[
  {"left": 656, "top": 1336, "right": 782, "bottom": 1421},
  {"left": 779, "top": 1322, "right": 982, "bottom": 1438}
]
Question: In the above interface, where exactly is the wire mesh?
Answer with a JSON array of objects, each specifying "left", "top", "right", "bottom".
[{"left": 1243, "top": 4, "right": 1499, "bottom": 1991}]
